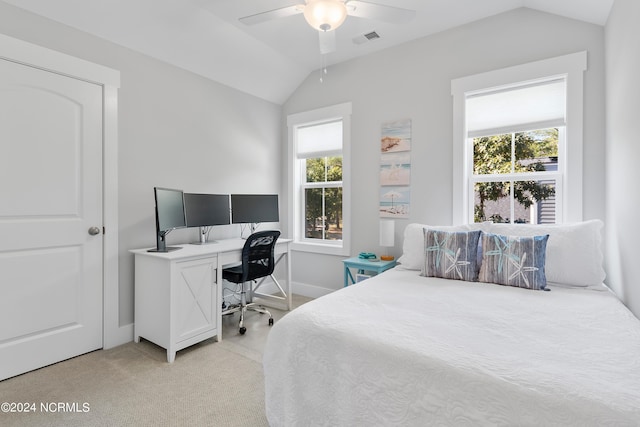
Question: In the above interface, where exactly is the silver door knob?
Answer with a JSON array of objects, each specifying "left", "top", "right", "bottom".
[{"left": 88, "top": 226, "right": 101, "bottom": 236}]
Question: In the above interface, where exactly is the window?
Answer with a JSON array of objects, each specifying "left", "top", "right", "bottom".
[
  {"left": 299, "top": 122, "right": 343, "bottom": 240},
  {"left": 472, "top": 128, "right": 560, "bottom": 224},
  {"left": 468, "top": 78, "right": 564, "bottom": 224},
  {"left": 288, "top": 103, "right": 351, "bottom": 255},
  {"left": 452, "top": 52, "right": 587, "bottom": 225}
]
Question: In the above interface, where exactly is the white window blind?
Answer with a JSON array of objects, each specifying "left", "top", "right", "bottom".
[
  {"left": 296, "top": 120, "right": 342, "bottom": 158},
  {"left": 466, "top": 79, "right": 566, "bottom": 138}
]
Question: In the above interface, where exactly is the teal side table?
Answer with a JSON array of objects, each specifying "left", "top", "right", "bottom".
[{"left": 342, "top": 257, "right": 396, "bottom": 287}]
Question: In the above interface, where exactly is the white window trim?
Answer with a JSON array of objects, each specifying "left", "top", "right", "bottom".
[
  {"left": 287, "top": 102, "right": 352, "bottom": 256},
  {"left": 451, "top": 52, "right": 587, "bottom": 225}
]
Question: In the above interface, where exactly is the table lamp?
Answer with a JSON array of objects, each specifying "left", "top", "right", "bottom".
[{"left": 379, "top": 219, "right": 395, "bottom": 261}]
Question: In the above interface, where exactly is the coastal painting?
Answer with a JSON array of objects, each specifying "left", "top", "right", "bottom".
[
  {"left": 380, "top": 152, "right": 411, "bottom": 186},
  {"left": 381, "top": 119, "right": 411, "bottom": 153},
  {"left": 379, "top": 186, "right": 410, "bottom": 218}
]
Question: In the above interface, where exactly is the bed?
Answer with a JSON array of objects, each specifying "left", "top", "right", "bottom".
[{"left": 263, "top": 220, "right": 640, "bottom": 426}]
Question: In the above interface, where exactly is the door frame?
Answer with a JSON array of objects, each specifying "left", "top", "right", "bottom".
[{"left": 0, "top": 33, "right": 125, "bottom": 349}]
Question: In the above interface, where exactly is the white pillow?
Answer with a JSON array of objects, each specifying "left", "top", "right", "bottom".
[
  {"left": 487, "top": 220, "right": 605, "bottom": 288},
  {"left": 398, "top": 222, "right": 489, "bottom": 270}
]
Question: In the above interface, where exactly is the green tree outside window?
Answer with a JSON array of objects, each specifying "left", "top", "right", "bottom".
[
  {"left": 473, "top": 129, "right": 557, "bottom": 223},
  {"left": 305, "top": 156, "right": 342, "bottom": 240}
]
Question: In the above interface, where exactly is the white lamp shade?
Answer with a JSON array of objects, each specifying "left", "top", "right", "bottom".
[
  {"left": 303, "top": 0, "right": 348, "bottom": 32},
  {"left": 379, "top": 220, "right": 395, "bottom": 247}
]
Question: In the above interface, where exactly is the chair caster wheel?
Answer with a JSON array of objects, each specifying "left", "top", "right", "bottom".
[
  {"left": 268, "top": 318, "right": 274, "bottom": 326},
  {"left": 239, "top": 326, "right": 247, "bottom": 335}
]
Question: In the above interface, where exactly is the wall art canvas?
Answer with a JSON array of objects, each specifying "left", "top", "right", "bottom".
[
  {"left": 381, "top": 119, "right": 411, "bottom": 153},
  {"left": 380, "top": 152, "right": 411, "bottom": 186},
  {"left": 379, "top": 186, "right": 410, "bottom": 218}
]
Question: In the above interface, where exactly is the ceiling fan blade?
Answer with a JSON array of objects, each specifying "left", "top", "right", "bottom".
[
  {"left": 346, "top": 1, "right": 416, "bottom": 24},
  {"left": 319, "top": 30, "right": 337, "bottom": 54},
  {"left": 239, "top": 4, "right": 304, "bottom": 26}
]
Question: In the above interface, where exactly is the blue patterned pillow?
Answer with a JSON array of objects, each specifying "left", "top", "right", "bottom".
[
  {"left": 479, "top": 233, "right": 549, "bottom": 290},
  {"left": 422, "top": 229, "right": 482, "bottom": 282}
]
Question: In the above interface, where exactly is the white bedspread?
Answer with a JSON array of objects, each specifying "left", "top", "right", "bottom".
[{"left": 263, "top": 269, "right": 640, "bottom": 426}]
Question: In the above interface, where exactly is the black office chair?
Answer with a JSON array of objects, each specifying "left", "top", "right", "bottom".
[{"left": 222, "top": 230, "right": 280, "bottom": 335}]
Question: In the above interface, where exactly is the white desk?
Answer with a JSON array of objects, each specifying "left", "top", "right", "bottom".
[{"left": 131, "top": 238, "right": 291, "bottom": 362}]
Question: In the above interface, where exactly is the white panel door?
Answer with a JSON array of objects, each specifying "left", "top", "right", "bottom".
[{"left": 0, "top": 58, "right": 103, "bottom": 380}]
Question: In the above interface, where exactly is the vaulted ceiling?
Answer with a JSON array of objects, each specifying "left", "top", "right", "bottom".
[{"left": 2, "top": 0, "right": 614, "bottom": 104}]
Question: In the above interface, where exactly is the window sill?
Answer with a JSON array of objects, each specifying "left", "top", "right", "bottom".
[{"left": 291, "top": 241, "right": 349, "bottom": 256}]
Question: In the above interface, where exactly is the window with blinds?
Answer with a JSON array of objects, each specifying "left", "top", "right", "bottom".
[
  {"left": 288, "top": 102, "right": 352, "bottom": 256},
  {"left": 296, "top": 120, "right": 344, "bottom": 242},
  {"left": 452, "top": 52, "right": 587, "bottom": 225},
  {"left": 466, "top": 78, "right": 565, "bottom": 224}
]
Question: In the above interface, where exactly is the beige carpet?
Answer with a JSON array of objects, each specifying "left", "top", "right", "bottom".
[{"left": 0, "top": 338, "right": 268, "bottom": 427}]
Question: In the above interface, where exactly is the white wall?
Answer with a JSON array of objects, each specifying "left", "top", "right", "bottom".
[
  {"left": 283, "top": 8, "right": 606, "bottom": 297},
  {"left": 605, "top": 0, "right": 640, "bottom": 318},
  {"left": 0, "top": 3, "right": 282, "bottom": 331}
]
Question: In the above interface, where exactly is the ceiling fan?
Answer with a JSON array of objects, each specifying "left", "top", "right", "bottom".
[{"left": 239, "top": 0, "right": 416, "bottom": 54}]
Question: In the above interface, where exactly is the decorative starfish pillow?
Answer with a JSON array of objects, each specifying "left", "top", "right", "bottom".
[
  {"left": 421, "top": 229, "right": 482, "bottom": 282},
  {"left": 479, "top": 233, "right": 549, "bottom": 290}
]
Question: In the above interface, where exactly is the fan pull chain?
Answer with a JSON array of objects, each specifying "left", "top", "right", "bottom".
[{"left": 320, "top": 54, "right": 328, "bottom": 83}]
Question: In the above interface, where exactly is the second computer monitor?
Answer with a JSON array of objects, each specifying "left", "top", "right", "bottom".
[
  {"left": 231, "top": 194, "right": 279, "bottom": 226},
  {"left": 184, "top": 193, "right": 230, "bottom": 227},
  {"left": 184, "top": 193, "right": 231, "bottom": 244}
]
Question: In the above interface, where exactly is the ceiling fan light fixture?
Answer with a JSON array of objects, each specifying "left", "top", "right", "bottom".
[{"left": 303, "top": 0, "right": 347, "bottom": 32}]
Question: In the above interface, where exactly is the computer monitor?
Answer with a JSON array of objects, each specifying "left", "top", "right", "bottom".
[
  {"left": 184, "top": 193, "right": 231, "bottom": 244},
  {"left": 231, "top": 194, "right": 279, "bottom": 234},
  {"left": 148, "top": 187, "right": 186, "bottom": 253}
]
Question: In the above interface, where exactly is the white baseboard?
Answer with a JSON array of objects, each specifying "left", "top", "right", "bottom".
[
  {"left": 245, "top": 278, "right": 336, "bottom": 301},
  {"left": 291, "top": 281, "right": 335, "bottom": 299}
]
